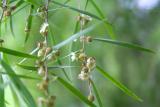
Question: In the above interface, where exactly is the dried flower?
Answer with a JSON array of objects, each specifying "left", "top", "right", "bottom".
[
  {"left": 86, "top": 57, "right": 96, "bottom": 70},
  {"left": 78, "top": 72, "right": 89, "bottom": 80},
  {"left": 45, "top": 47, "right": 52, "bottom": 55},
  {"left": 78, "top": 53, "right": 87, "bottom": 61},
  {"left": 4, "top": 10, "right": 11, "bottom": 16},
  {"left": 46, "top": 96, "right": 56, "bottom": 107},
  {"left": 37, "top": 80, "right": 49, "bottom": 91},
  {"left": 40, "top": 22, "right": 49, "bottom": 36},
  {"left": 38, "top": 66, "right": 45, "bottom": 75},
  {"left": 38, "top": 48, "right": 46, "bottom": 57}
]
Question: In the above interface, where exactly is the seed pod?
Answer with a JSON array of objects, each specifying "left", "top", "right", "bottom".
[
  {"left": 38, "top": 66, "right": 45, "bottom": 76},
  {"left": 37, "top": 80, "right": 48, "bottom": 91},
  {"left": 37, "top": 42, "right": 44, "bottom": 49},
  {"left": 45, "top": 47, "right": 52, "bottom": 55},
  {"left": 88, "top": 94, "right": 94, "bottom": 102},
  {"left": 4, "top": 10, "right": 11, "bottom": 16},
  {"left": 40, "top": 22, "right": 49, "bottom": 36},
  {"left": 78, "top": 72, "right": 89, "bottom": 80},
  {"left": 78, "top": 53, "right": 87, "bottom": 61},
  {"left": 86, "top": 36, "right": 92, "bottom": 43},
  {"left": 37, "top": 48, "right": 46, "bottom": 57},
  {"left": 81, "top": 66, "right": 89, "bottom": 73},
  {"left": 86, "top": 57, "right": 96, "bottom": 70},
  {"left": 47, "top": 96, "right": 56, "bottom": 107}
]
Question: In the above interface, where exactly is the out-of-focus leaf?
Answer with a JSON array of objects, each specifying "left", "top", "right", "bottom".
[
  {"left": 0, "top": 60, "right": 37, "bottom": 107},
  {"left": 0, "top": 76, "right": 4, "bottom": 107},
  {"left": 96, "top": 66, "right": 143, "bottom": 102},
  {"left": 56, "top": 76, "right": 96, "bottom": 107},
  {"left": 94, "top": 38, "right": 155, "bottom": 53},
  {"left": 90, "top": 79, "right": 103, "bottom": 107},
  {"left": 25, "top": 5, "right": 34, "bottom": 43},
  {"left": 0, "top": 47, "right": 38, "bottom": 58}
]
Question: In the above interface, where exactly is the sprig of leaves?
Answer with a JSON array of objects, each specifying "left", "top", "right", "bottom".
[{"left": 96, "top": 66, "right": 143, "bottom": 102}]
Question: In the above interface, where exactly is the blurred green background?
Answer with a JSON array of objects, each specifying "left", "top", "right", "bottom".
[{"left": 1, "top": 0, "right": 160, "bottom": 107}]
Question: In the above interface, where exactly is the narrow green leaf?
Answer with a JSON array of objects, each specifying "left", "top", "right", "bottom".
[
  {"left": 93, "top": 38, "right": 155, "bottom": 53},
  {"left": 57, "top": 59, "right": 71, "bottom": 82},
  {"left": 89, "top": 0, "right": 115, "bottom": 39},
  {"left": 0, "top": 71, "right": 39, "bottom": 80},
  {"left": 17, "top": 64, "right": 38, "bottom": 71},
  {"left": 25, "top": 5, "right": 34, "bottom": 43},
  {"left": 56, "top": 76, "right": 96, "bottom": 107},
  {"left": 0, "top": 75, "right": 5, "bottom": 107},
  {"left": 17, "top": 64, "right": 79, "bottom": 71},
  {"left": 18, "top": 47, "right": 39, "bottom": 64},
  {"left": 0, "top": 60, "right": 37, "bottom": 107},
  {"left": 10, "top": 14, "right": 15, "bottom": 37},
  {"left": 15, "top": 0, "right": 24, "bottom": 7},
  {"left": 96, "top": 66, "right": 143, "bottom": 102},
  {"left": 52, "top": 1, "right": 101, "bottom": 20},
  {"left": 90, "top": 79, "right": 103, "bottom": 107},
  {"left": 0, "top": 47, "right": 38, "bottom": 58}
]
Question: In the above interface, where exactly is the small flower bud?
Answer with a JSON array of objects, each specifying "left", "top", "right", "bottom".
[
  {"left": 78, "top": 72, "right": 89, "bottom": 80},
  {"left": 70, "top": 52, "right": 78, "bottom": 62},
  {"left": 4, "top": 10, "right": 11, "bottom": 16},
  {"left": 37, "top": 80, "right": 48, "bottom": 91},
  {"left": 78, "top": 53, "right": 87, "bottom": 61},
  {"left": 45, "top": 47, "right": 52, "bottom": 55},
  {"left": 37, "top": 42, "right": 44, "bottom": 49},
  {"left": 38, "top": 66, "right": 45, "bottom": 76},
  {"left": 40, "top": 22, "right": 49, "bottom": 36},
  {"left": 86, "top": 36, "right": 92, "bottom": 43},
  {"left": 46, "top": 96, "right": 56, "bottom": 107},
  {"left": 37, "top": 48, "right": 46, "bottom": 57},
  {"left": 86, "top": 57, "right": 96, "bottom": 70},
  {"left": 81, "top": 66, "right": 89, "bottom": 73},
  {"left": 88, "top": 94, "right": 94, "bottom": 102}
]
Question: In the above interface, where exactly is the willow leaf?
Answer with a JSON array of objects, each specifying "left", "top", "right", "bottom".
[
  {"left": 25, "top": 5, "right": 34, "bottom": 43},
  {"left": 0, "top": 76, "right": 4, "bottom": 107},
  {"left": 57, "top": 76, "right": 96, "bottom": 107},
  {"left": 96, "top": 66, "right": 143, "bottom": 102},
  {"left": 0, "top": 60, "right": 37, "bottom": 107},
  {"left": 93, "top": 38, "right": 155, "bottom": 53},
  {"left": 0, "top": 71, "right": 39, "bottom": 80},
  {"left": 89, "top": 0, "right": 115, "bottom": 39},
  {"left": 0, "top": 47, "right": 38, "bottom": 58},
  {"left": 10, "top": 14, "right": 15, "bottom": 37},
  {"left": 90, "top": 79, "right": 103, "bottom": 107},
  {"left": 17, "top": 64, "right": 78, "bottom": 71},
  {"left": 52, "top": 1, "right": 101, "bottom": 20}
]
